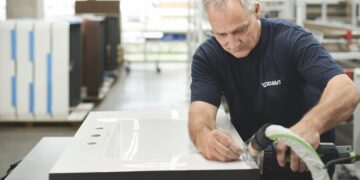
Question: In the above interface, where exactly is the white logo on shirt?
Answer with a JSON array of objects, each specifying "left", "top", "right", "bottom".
[{"left": 261, "top": 80, "right": 282, "bottom": 88}]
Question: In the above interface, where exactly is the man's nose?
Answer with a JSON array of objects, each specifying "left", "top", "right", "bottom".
[{"left": 227, "top": 35, "right": 240, "bottom": 50}]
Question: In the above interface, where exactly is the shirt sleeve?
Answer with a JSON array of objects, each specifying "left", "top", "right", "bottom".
[
  {"left": 190, "top": 42, "right": 222, "bottom": 107},
  {"left": 290, "top": 27, "right": 344, "bottom": 91}
]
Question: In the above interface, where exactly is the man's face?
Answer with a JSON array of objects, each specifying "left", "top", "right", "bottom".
[{"left": 207, "top": 0, "right": 260, "bottom": 58}]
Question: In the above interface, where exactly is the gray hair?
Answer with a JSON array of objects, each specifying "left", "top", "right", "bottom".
[{"left": 202, "top": 0, "right": 257, "bottom": 14}]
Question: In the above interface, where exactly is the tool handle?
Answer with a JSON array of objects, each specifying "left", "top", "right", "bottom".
[{"left": 249, "top": 123, "right": 273, "bottom": 152}]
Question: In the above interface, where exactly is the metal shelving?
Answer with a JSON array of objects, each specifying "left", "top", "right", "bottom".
[{"left": 122, "top": 0, "right": 191, "bottom": 73}]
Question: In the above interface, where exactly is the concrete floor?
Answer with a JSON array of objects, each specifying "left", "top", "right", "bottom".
[
  {"left": 96, "top": 62, "right": 190, "bottom": 111},
  {"left": 0, "top": 62, "right": 190, "bottom": 177}
]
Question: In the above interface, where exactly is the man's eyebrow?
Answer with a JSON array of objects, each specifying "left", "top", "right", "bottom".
[
  {"left": 231, "top": 23, "right": 247, "bottom": 32},
  {"left": 213, "top": 31, "right": 225, "bottom": 35}
]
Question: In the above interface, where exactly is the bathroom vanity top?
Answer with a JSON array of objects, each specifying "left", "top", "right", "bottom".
[{"left": 49, "top": 110, "right": 259, "bottom": 180}]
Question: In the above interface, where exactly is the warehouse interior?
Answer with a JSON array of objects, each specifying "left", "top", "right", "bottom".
[{"left": 1, "top": 0, "right": 360, "bottom": 179}]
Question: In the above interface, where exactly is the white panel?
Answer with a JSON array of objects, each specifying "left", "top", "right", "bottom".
[
  {"left": 0, "top": 21, "right": 17, "bottom": 119},
  {"left": 16, "top": 20, "right": 35, "bottom": 120},
  {"left": 51, "top": 21, "right": 69, "bottom": 118},
  {"left": 34, "top": 21, "right": 51, "bottom": 120},
  {"left": 353, "top": 68, "right": 360, "bottom": 177}
]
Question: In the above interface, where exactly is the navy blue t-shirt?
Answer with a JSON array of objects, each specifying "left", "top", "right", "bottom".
[{"left": 190, "top": 18, "right": 344, "bottom": 141}]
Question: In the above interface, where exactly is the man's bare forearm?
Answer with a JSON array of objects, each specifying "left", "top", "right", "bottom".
[
  {"left": 296, "top": 74, "right": 360, "bottom": 134},
  {"left": 188, "top": 101, "right": 218, "bottom": 147}
]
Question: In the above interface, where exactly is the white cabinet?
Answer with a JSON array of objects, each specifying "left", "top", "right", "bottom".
[
  {"left": 0, "top": 21, "right": 17, "bottom": 119},
  {"left": 0, "top": 19, "right": 73, "bottom": 121}
]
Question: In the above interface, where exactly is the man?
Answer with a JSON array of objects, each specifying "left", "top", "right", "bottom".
[{"left": 188, "top": 0, "right": 360, "bottom": 179}]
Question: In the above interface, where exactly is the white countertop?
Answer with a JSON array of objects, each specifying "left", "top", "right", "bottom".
[{"left": 50, "top": 110, "right": 259, "bottom": 180}]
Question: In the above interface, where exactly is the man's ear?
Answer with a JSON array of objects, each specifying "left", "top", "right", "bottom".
[{"left": 254, "top": 2, "right": 260, "bottom": 19}]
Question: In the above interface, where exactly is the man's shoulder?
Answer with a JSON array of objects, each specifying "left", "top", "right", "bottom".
[
  {"left": 263, "top": 18, "right": 309, "bottom": 38},
  {"left": 263, "top": 18, "right": 302, "bottom": 30},
  {"left": 195, "top": 37, "right": 225, "bottom": 59},
  {"left": 262, "top": 18, "right": 311, "bottom": 45},
  {"left": 198, "top": 37, "right": 222, "bottom": 52},
  {"left": 192, "top": 37, "right": 226, "bottom": 73}
]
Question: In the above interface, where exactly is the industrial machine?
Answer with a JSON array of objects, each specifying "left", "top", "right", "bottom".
[{"left": 243, "top": 123, "right": 360, "bottom": 179}]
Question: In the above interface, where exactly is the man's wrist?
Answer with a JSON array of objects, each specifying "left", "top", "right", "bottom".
[
  {"left": 307, "top": 118, "right": 324, "bottom": 134},
  {"left": 194, "top": 128, "right": 211, "bottom": 151}
]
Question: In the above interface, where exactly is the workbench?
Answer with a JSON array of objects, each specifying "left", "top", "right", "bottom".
[{"left": 5, "top": 137, "right": 71, "bottom": 180}]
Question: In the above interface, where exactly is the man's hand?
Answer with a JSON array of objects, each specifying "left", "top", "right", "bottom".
[
  {"left": 196, "top": 129, "right": 242, "bottom": 162},
  {"left": 275, "top": 74, "right": 359, "bottom": 172},
  {"left": 276, "top": 122, "right": 320, "bottom": 172},
  {"left": 189, "top": 101, "right": 242, "bottom": 162}
]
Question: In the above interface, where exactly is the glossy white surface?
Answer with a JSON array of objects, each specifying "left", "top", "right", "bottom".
[{"left": 50, "top": 110, "right": 258, "bottom": 174}]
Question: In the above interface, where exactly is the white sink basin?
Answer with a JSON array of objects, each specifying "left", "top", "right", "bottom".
[
  {"left": 50, "top": 110, "right": 259, "bottom": 180},
  {"left": 105, "top": 118, "right": 193, "bottom": 164}
]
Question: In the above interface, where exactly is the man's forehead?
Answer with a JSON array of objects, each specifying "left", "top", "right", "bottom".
[{"left": 212, "top": 20, "right": 249, "bottom": 34}]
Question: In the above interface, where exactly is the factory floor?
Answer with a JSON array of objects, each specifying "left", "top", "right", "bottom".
[{"left": 0, "top": 62, "right": 358, "bottom": 179}]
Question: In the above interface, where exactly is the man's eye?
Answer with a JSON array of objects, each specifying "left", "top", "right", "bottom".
[
  {"left": 218, "top": 33, "right": 226, "bottom": 38},
  {"left": 236, "top": 29, "right": 245, "bottom": 34}
]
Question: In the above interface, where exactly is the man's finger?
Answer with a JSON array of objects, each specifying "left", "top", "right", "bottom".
[
  {"left": 276, "top": 143, "right": 287, "bottom": 167},
  {"left": 298, "top": 159, "right": 307, "bottom": 173},
  {"left": 290, "top": 150, "right": 299, "bottom": 172},
  {"left": 228, "top": 143, "right": 242, "bottom": 156},
  {"left": 215, "top": 131, "right": 242, "bottom": 157},
  {"left": 214, "top": 141, "right": 239, "bottom": 160},
  {"left": 212, "top": 147, "right": 230, "bottom": 162}
]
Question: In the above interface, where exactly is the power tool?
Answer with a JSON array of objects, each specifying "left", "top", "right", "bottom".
[{"left": 242, "top": 123, "right": 360, "bottom": 174}]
